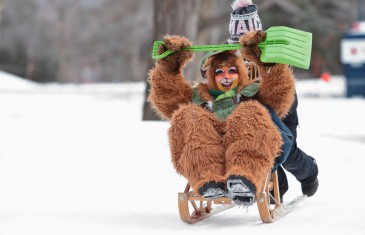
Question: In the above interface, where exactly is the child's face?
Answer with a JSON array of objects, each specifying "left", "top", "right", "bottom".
[{"left": 214, "top": 65, "right": 239, "bottom": 92}]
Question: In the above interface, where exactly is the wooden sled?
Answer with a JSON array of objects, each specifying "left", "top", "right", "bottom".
[{"left": 178, "top": 170, "right": 284, "bottom": 223}]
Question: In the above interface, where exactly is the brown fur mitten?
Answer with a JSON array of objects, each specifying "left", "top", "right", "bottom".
[
  {"left": 157, "top": 35, "right": 194, "bottom": 73},
  {"left": 239, "top": 31, "right": 266, "bottom": 66}
]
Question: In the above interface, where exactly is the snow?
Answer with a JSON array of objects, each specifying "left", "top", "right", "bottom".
[{"left": 1, "top": 71, "right": 365, "bottom": 234}]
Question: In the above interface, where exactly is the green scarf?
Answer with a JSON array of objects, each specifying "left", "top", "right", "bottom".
[
  {"left": 209, "top": 87, "right": 237, "bottom": 101},
  {"left": 208, "top": 83, "right": 259, "bottom": 101},
  {"left": 191, "top": 83, "right": 260, "bottom": 120}
]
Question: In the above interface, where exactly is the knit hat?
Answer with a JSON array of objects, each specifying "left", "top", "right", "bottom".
[{"left": 228, "top": 0, "right": 263, "bottom": 44}]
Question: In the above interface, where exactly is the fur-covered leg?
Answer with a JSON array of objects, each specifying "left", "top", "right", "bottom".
[
  {"left": 224, "top": 100, "right": 282, "bottom": 193},
  {"left": 169, "top": 104, "right": 226, "bottom": 194}
]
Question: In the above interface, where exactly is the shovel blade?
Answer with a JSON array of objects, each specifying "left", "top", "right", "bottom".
[{"left": 259, "top": 26, "right": 312, "bottom": 69}]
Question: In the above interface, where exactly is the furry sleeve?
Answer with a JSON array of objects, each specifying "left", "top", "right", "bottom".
[
  {"left": 256, "top": 64, "right": 295, "bottom": 118},
  {"left": 148, "top": 35, "right": 195, "bottom": 120},
  {"left": 148, "top": 67, "right": 193, "bottom": 120},
  {"left": 238, "top": 31, "right": 295, "bottom": 118}
]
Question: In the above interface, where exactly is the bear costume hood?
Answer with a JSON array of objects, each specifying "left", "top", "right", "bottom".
[{"left": 200, "top": 50, "right": 252, "bottom": 93}]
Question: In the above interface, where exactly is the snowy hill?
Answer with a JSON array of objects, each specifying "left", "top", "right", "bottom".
[
  {"left": 0, "top": 71, "right": 365, "bottom": 235},
  {"left": 0, "top": 71, "right": 38, "bottom": 91}
]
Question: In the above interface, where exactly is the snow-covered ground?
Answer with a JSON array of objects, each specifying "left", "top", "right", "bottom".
[{"left": 0, "top": 70, "right": 365, "bottom": 234}]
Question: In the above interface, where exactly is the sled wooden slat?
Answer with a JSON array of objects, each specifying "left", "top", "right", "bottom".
[
  {"left": 272, "top": 170, "right": 281, "bottom": 207},
  {"left": 257, "top": 171, "right": 283, "bottom": 223},
  {"left": 178, "top": 170, "right": 284, "bottom": 224},
  {"left": 178, "top": 188, "right": 235, "bottom": 223},
  {"left": 184, "top": 192, "right": 232, "bottom": 204}
]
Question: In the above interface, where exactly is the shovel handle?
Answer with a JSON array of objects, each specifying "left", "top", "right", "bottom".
[
  {"left": 258, "top": 40, "right": 289, "bottom": 50},
  {"left": 151, "top": 41, "right": 241, "bottom": 59}
]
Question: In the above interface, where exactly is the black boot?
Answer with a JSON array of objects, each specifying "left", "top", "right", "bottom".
[
  {"left": 198, "top": 181, "right": 225, "bottom": 199},
  {"left": 226, "top": 175, "right": 256, "bottom": 206},
  {"left": 301, "top": 175, "right": 319, "bottom": 197}
]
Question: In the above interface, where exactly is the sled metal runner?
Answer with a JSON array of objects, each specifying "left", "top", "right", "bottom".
[{"left": 178, "top": 170, "right": 306, "bottom": 223}]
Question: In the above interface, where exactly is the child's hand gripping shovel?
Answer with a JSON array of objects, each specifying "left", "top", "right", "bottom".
[{"left": 152, "top": 26, "right": 312, "bottom": 70}]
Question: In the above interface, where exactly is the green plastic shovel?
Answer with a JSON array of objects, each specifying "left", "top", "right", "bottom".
[
  {"left": 151, "top": 26, "right": 312, "bottom": 69},
  {"left": 151, "top": 42, "right": 240, "bottom": 60},
  {"left": 258, "top": 26, "right": 312, "bottom": 69}
]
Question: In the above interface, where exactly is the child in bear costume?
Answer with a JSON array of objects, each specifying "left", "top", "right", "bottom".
[{"left": 148, "top": 31, "right": 295, "bottom": 205}]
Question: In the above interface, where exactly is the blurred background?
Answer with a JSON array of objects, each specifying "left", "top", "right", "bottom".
[
  {"left": 0, "top": 0, "right": 365, "bottom": 119},
  {"left": 2, "top": 2, "right": 365, "bottom": 233}
]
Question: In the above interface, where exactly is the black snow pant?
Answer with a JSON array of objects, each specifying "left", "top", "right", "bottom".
[{"left": 277, "top": 92, "right": 319, "bottom": 195}]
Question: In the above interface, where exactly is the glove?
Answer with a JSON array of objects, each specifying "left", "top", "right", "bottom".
[
  {"left": 239, "top": 30, "right": 266, "bottom": 66},
  {"left": 157, "top": 35, "right": 194, "bottom": 72}
]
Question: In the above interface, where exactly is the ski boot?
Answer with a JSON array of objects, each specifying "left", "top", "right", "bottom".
[
  {"left": 226, "top": 175, "right": 256, "bottom": 206},
  {"left": 198, "top": 181, "right": 225, "bottom": 199}
]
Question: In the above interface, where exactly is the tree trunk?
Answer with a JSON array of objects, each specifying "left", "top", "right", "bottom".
[
  {"left": 142, "top": 0, "right": 201, "bottom": 121},
  {"left": 0, "top": 0, "right": 4, "bottom": 25},
  {"left": 57, "top": 6, "right": 71, "bottom": 83}
]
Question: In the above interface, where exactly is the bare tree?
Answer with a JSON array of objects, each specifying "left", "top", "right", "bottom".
[
  {"left": 0, "top": 0, "right": 3, "bottom": 24},
  {"left": 142, "top": 0, "right": 201, "bottom": 121},
  {"left": 46, "top": 0, "right": 81, "bottom": 83}
]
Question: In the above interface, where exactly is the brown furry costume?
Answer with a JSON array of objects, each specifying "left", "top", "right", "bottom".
[{"left": 148, "top": 31, "right": 295, "bottom": 196}]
